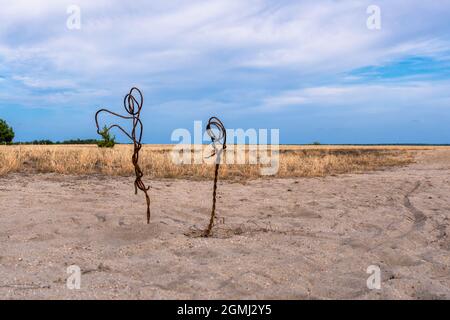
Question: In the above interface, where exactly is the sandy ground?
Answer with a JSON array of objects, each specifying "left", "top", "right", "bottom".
[{"left": 0, "top": 149, "right": 449, "bottom": 300}]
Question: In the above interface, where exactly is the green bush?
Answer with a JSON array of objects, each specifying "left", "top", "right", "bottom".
[
  {"left": 97, "top": 125, "right": 115, "bottom": 148},
  {"left": 0, "top": 119, "right": 14, "bottom": 144}
]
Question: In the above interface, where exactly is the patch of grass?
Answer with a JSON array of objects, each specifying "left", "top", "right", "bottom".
[{"left": 0, "top": 144, "right": 425, "bottom": 179}]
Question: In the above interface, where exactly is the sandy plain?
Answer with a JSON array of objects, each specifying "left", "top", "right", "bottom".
[{"left": 0, "top": 149, "right": 449, "bottom": 299}]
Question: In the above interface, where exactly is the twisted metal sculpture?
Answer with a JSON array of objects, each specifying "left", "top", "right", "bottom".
[
  {"left": 94, "top": 87, "right": 151, "bottom": 224},
  {"left": 204, "top": 116, "right": 227, "bottom": 237}
]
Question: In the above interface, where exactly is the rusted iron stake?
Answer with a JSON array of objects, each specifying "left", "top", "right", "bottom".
[
  {"left": 204, "top": 116, "right": 227, "bottom": 237},
  {"left": 95, "top": 87, "right": 151, "bottom": 224}
]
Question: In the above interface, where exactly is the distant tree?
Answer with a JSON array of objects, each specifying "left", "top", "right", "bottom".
[
  {"left": 13, "top": 138, "right": 100, "bottom": 145},
  {"left": 312, "top": 141, "right": 321, "bottom": 145},
  {"left": 97, "top": 125, "right": 115, "bottom": 148},
  {"left": 61, "top": 138, "right": 99, "bottom": 145},
  {"left": 0, "top": 119, "right": 14, "bottom": 144},
  {"left": 33, "top": 139, "right": 53, "bottom": 145}
]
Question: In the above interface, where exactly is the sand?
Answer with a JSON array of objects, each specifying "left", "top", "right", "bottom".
[{"left": 0, "top": 149, "right": 449, "bottom": 299}]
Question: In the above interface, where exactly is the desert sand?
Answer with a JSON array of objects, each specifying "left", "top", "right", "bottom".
[{"left": 0, "top": 149, "right": 449, "bottom": 299}]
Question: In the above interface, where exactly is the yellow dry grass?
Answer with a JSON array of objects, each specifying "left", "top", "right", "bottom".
[{"left": 0, "top": 144, "right": 433, "bottom": 179}]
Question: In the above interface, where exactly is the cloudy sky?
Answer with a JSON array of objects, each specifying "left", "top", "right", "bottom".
[{"left": 1, "top": 0, "right": 450, "bottom": 143}]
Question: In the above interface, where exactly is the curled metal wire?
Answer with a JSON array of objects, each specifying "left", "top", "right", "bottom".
[
  {"left": 94, "top": 87, "right": 151, "bottom": 224},
  {"left": 204, "top": 116, "right": 227, "bottom": 237}
]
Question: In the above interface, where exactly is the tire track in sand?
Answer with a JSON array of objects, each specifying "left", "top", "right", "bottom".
[
  {"left": 367, "top": 180, "right": 427, "bottom": 252},
  {"left": 403, "top": 181, "right": 427, "bottom": 230}
]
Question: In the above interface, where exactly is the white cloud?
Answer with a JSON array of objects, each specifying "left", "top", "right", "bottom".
[
  {"left": 0, "top": 0, "right": 449, "bottom": 110},
  {"left": 12, "top": 75, "right": 76, "bottom": 89},
  {"left": 261, "top": 81, "right": 450, "bottom": 111}
]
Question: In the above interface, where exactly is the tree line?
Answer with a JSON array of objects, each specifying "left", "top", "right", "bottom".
[{"left": 0, "top": 119, "right": 115, "bottom": 147}]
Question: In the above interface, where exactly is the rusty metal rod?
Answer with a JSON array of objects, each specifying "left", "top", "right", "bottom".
[
  {"left": 94, "top": 87, "right": 151, "bottom": 224},
  {"left": 204, "top": 116, "right": 226, "bottom": 237}
]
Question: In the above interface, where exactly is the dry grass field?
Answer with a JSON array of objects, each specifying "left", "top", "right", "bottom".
[{"left": 0, "top": 144, "right": 423, "bottom": 179}]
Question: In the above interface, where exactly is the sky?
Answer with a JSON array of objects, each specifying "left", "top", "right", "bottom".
[{"left": 0, "top": 0, "right": 450, "bottom": 144}]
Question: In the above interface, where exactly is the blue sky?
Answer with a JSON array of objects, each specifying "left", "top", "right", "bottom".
[{"left": 1, "top": 0, "right": 450, "bottom": 144}]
